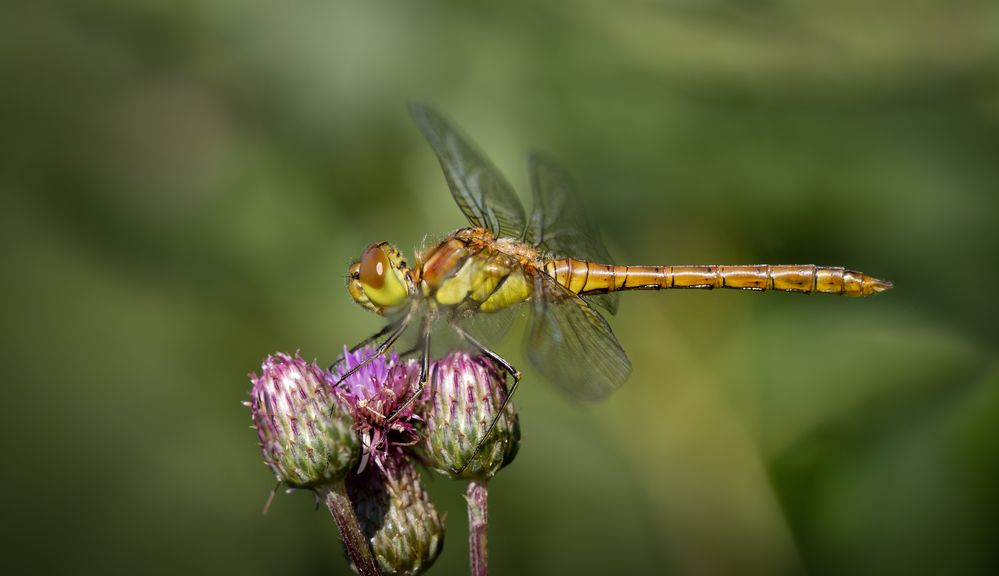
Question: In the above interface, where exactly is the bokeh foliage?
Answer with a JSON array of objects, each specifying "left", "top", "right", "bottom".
[{"left": 1, "top": 1, "right": 997, "bottom": 574}]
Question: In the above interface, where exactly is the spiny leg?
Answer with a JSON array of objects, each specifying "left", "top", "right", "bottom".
[
  {"left": 328, "top": 321, "right": 399, "bottom": 372},
  {"left": 331, "top": 311, "right": 412, "bottom": 388},
  {"left": 450, "top": 322, "right": 522, "bottom": 475},
  {"left": 385, "top": 314, "right": 433, "bottom": 425},
  {"left": 450, "top": 322, "right": 521, "bottom": 382},
  {"left": 456, "top": 373, "right": 519, "bottom": 475}
]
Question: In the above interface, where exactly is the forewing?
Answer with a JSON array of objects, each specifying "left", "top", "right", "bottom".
[
  {"left": 526, "top": 274, "right": 631, "bottom": 401},
  {"left": 410, "top": 102, "right": 527, "bottom": 238},
  {"left": 527, "top": 153, "right": 620, "bottom": 314}
]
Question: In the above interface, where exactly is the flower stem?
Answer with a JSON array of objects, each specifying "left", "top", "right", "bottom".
[
  {"left": 320, "top": 481, "right": 381, "bottom": 576},
  {"left": 466, "top": 479, "right": 489, "bottom": 576}
]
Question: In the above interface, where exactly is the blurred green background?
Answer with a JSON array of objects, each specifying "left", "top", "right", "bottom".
[{"left": 2, "top": 1, "right": 997, "bottom": 574}]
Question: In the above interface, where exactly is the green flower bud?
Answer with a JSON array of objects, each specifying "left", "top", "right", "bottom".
[
  {"left": 249, "top": 352, "right": 359, "bottom": 488},
  {"left": 347, "top": 450, "right": 444, "bottom": 575},
  {"left": 422, "top": 352, "right": 520, "bottom": 480}
]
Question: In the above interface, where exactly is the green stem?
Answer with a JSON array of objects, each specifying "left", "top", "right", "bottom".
[
  {"left": 320, "top": 481, "right": 381, "bottom": 576},
  {"left": 467, "top": 479, "right": 489, "bottom": 576}
]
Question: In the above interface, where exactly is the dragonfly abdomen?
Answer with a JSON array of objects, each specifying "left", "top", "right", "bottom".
[{"left": 544, "top": 259, "right": 892, "bottom": 297}]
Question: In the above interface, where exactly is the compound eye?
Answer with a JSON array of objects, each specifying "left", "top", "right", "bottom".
[{"left": 359, "top": 244, "right": 388, "bottom": 289}]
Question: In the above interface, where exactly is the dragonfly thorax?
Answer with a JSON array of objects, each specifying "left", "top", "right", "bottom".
[{"left": 417, "top": 228, "right": 540, "bottom": 314}]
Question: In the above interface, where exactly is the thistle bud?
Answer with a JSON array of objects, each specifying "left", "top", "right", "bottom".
[
  {"left": 347, "top": 449, "right": 444, "bottom": 575},
  {"left": 422, "top": 352, "right": 520, "bottom": 480},
  {"left": 249, "top": 352, "right": 359, "bottom": 488}
]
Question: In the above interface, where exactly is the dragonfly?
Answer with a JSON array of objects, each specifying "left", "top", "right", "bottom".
[{"left": 336, "top": 103, "right": 892, "bottom": 470}]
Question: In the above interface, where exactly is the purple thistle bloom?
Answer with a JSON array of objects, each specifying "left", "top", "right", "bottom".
[
  {"left": 248, "top": 352, "right": 359, "bottom": 488},
  {"left": 331, "top": 345, "right": 424, "bottom": 471}
]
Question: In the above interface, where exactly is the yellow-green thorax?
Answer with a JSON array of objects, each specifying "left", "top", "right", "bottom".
[{"left": 419, "top": 228, "right": 537, "bottom": 313}]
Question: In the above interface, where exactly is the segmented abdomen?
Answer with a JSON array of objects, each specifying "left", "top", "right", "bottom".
[{"left": 544, "top": 259, "right": 892, "bottom": 297}]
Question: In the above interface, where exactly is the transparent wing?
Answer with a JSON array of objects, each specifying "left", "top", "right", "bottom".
[
  {"left": 455, "top": 302, "right": 525, "bottom": 350},
  {"left": 448, "top": 250, "right": 525, "bottom": 353},
  {"left": 410, "top": 102, "right": 527, "bottom": 239},
  {"left": 526, "top": 153, "right": 620, "bottom": 315},
  {"left": 525, "top": 274, "right": 631, "bottom": 401}
]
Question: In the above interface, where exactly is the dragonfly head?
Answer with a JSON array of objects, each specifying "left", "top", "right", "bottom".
[{"left": 348, "top": 241, "right": 413, "bottom": 314}]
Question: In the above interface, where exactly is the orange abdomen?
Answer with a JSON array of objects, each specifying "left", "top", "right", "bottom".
[{"left": 544, "top": 259, "right": 892, "bottom": 297}]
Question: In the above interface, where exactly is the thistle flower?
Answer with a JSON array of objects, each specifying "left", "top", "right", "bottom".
[
  {"left": 249, "top": 352, "right": 359, "bottom": 488},
  {"left": 331, "top": 345, "right": 423, "bottom": 471},
  {"left": 248, "top": 352, "right": 379, "bottom": 576},
  {"left": 421, "top": 351, "right": 520, "bottom": 480},
  {"left": 419, "top": 351, "right": 520, "bottom": 576},
  {"left": 347, "top": 448, "right": 444, "bottom": 576}
]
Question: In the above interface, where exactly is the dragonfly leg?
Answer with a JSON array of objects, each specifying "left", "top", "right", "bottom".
[
  {"left": 455, "top": 371, "right": 520, "bottom": 476},
  {"left": 449, "top": 321, "right": 522, "bottom": 475},
  {"left": 328, "top": 321, "right": 399, "bottom": 372},
  {"left": 385, "top": 314, "right": 432, "bottom": 425},
  {"left": 449, "top": 322, "right": 521, "bottom": 382},
  {"left": 331, "top": 312, "right": 412, "bottom": 388}
]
